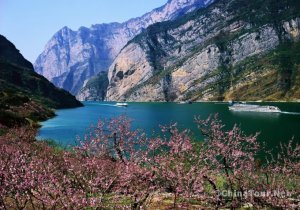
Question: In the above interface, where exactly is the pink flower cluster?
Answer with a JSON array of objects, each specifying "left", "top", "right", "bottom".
[{"left": 0, "top": 115, "right": 299, "bottom": 209}]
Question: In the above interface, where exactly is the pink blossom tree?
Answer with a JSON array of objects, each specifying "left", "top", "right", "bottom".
[
  {"left": 75, "top": 115, "right": 158, "bottom": 209},
  {"left": 0, "top": 116, "right": 299, "bottom": 209},
  {"left": 146, "top": 124, "right": 207, "bottom": 208},
  {"left": 196, "top": 115, "right": 261, "bottom": 208},
  {"left": 251, "top": 139, "right": 300, "bottom": 208}
]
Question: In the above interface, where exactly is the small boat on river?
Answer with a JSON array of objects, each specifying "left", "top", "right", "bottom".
[{"left": 115, "top": 102, "right": 128, "bottom": 107}]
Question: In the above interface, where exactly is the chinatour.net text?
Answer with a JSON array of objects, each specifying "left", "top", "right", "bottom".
[{"left": 218, "top": 190, "right": 292, "bottom": 198}]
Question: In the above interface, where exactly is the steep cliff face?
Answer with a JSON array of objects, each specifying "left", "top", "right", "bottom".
[
  {"left": 106, "top": 0, "right": 300, "bottom": 102},
  {"left": 34, "top": 0, "right": 214, "bottom": 96}
]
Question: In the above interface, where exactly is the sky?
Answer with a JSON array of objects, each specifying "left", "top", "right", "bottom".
[{"left": 0, "top": 0, "right": 167, "bottom": 63}]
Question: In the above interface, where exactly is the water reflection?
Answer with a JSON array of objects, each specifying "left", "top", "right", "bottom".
[{"left": 229, "top": 110, "right": 281, "bottom": 120}]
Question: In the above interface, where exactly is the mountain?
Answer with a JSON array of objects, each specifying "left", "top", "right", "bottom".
[
  {"left": 0, "top": 35, "right": 82, "bottom": 128},
  {"left": 106, "top": 0, "right": 300, "bottom": 102},
  {"left": 77, "top": 71, "right": 108, "bottom": 101},
  {"left": 34, "top": 0, "right": 215, "bottom": 97}
]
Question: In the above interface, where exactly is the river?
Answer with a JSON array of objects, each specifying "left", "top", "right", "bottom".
[{"left": 37, "top": 102, "right": 300, "bottom": 150}]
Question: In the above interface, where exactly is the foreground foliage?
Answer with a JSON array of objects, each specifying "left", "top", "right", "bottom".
[{"left": 0, "top": 116, "right": 299, "bottom": 209}]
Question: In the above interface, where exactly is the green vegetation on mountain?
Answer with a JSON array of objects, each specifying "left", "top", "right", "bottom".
[
  {"left": 224, "top": 42, "right": 300, "bottom": 101},
  {"left": 107, "top": 0, "right": 300, "bottom": 102},
  {"left": 77, "top": 71, "right": 109, "bottom": 101},
  {"left": 0, "top": 35, "right": 82, "bottom": 129},
  {"left": 186, "top": 42, "right": 300, "bottom": 101},
  {"left": 132, "top": 0, "right": 300, "bottom": 42}
]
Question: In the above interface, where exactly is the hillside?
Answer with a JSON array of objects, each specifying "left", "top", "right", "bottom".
[
  {"left": 106, "top": 0, "right": 300, "bottom": 102},
  {"left": 0, "top": 35, "right": 82, "bottom": 128},
  {"left": 34, "top": 0, "right": 215, "bottom": 96}
]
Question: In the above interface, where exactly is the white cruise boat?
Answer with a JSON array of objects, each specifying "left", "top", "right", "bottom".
[
  {"left": 115, "top": 102, "right": 128, "bottom": 107},
  {"left": 229, "top": 103, "right": 281, "bottom": 113},
  {"left": 178, "top": 101, "right": 193, "bottom": 104}
]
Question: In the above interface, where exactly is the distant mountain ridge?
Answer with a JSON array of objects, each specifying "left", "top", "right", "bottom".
[{"left": 34, "top": 0, "right": 215, "bottom": 96}]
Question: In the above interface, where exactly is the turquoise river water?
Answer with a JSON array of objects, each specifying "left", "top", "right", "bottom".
[{"left": 37, "top": 102, "right": 300, "bottom": 150}]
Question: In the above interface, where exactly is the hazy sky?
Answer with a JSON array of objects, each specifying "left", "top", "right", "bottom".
[{"left": 0, "top": 0, "right": 167, "bottom": 63}]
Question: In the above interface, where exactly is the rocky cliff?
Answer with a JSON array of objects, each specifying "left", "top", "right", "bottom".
[
  {"left": 77, "top": 71, "right": 108, "bottom": 101},
  {"left": 106, "top": 0, "right": 300, "bottom": 102},
  {"left": 34, "top": 0, "right": 214, "bottom": 97}
]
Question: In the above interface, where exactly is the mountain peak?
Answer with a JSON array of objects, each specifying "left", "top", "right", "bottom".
[
  {"left": 34, "top": 0, "right": 215, "bottom": 96},
  {"left": 167, "top": 0, "right": 214, "bottom": 7}
]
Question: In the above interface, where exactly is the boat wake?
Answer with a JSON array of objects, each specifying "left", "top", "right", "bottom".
[
  {"left": 280, "top": 111, "right": 300, "bottom": 115},
  {"left": 91, "top": 103, "right": 116, "bottom": 107},
  {"left": 87, "top": 103, "right": 128, "bottom": 107}
]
